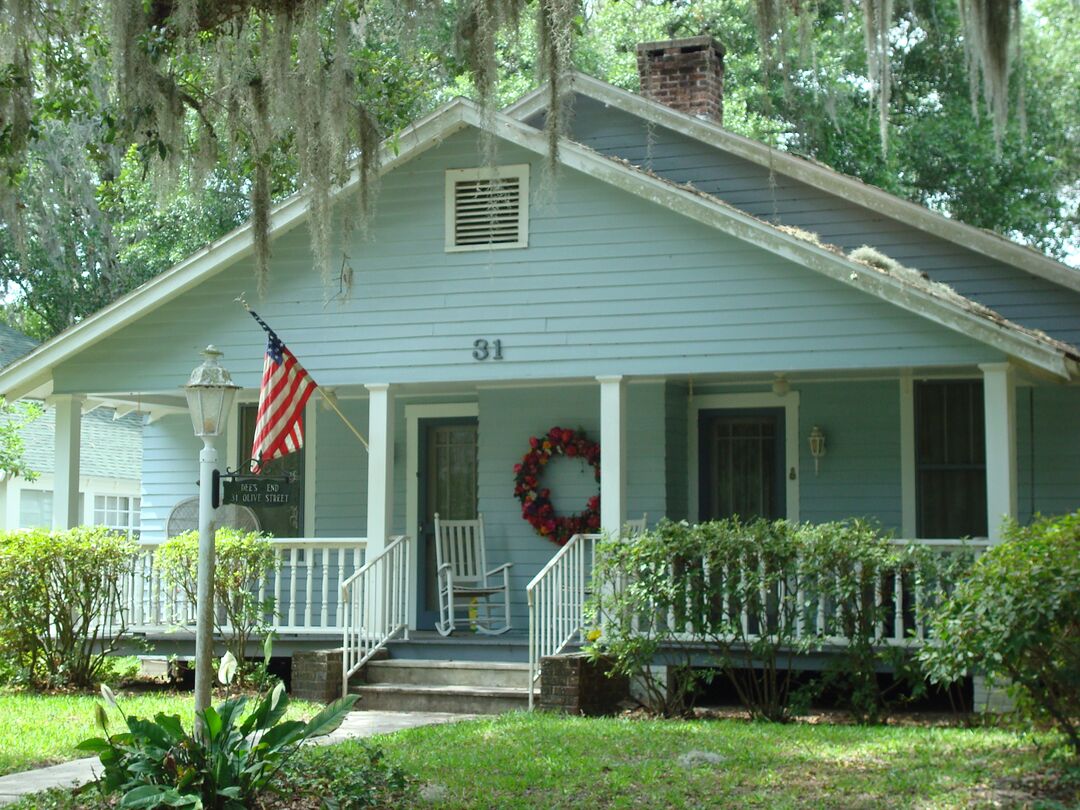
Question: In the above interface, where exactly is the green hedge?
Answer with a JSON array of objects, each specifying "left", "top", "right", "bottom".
[
  {"left": 921, "top": 511, "right": 1080, "bottom": 753},
  {"left": 588, "top": 518, "right": 972, "bottom": 722},
  {"left": 156, "top": 528, "right": 278, "bottom": 680},
  {"left": 0, "top": 527, "right": 137, "bottom": 688}
]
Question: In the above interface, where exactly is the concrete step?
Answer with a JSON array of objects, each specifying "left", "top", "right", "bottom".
[
  {"left": 349, "top": 682, "right": 532, "bottom": 714},
  {"left": 364, "top": 659, "right": 532, "bottom": 689}
]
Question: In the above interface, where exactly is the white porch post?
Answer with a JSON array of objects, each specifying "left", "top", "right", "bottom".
[
  {"left": 598, "top": 376, "right": 626, "bottom": 536},
  {"left": 365, "top": 384, "right": 395, "bottom": 558},
  {"left": 51, "top": 394, "right": 83, "bottom": 529},
  {"left": 980, "top": 363, "right": 1017, "bottom": 543}
]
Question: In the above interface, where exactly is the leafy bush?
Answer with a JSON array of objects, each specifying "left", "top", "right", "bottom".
[
  {"left": 156, "top": 529, "right": 278, "bottom": 679},
  {"left": 921, "top": 511, "right": 1080, "bottom": 753},
  {"left": 588, "top": 518, "right": 968, "bottom": 722},
  {"left": 79, "top": 654, "right": 360, "bottom": 809},
  {"left": 0, "top": 527, "right": 137, "bottom": 688},
  {"left": 589, "top": 518, "right": 814, "bottom": 720}
]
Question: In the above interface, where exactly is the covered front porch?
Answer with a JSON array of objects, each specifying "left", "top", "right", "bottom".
[{"left": 44, "top": 361, "right": 1076, "bottom": 672}]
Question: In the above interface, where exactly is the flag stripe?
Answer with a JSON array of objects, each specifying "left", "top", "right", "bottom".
[{"left": 249, "top": 311, "right": 318, "bottom": 474}]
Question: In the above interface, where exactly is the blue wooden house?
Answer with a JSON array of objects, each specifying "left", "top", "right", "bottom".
[{"left": 1, "top": 38, "right": 1077, "bottom": 708}]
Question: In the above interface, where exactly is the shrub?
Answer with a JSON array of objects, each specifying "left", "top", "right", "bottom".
[
  {"left": 589, "top": 518, "right": 814, "bottom": 720},
  {"left": 921, "top": 511, "right": 1080, "bottom": 753},
  {"left": 0, "top": 527, "right": 137, "bottom": 688},
  {"left": 156, "top": 528, "right": 278, "bottom": 679},
  {"left": 589, "top": 518, "right": 968, "bottom": 723},
  {"left": 79, "top": 654, "right": 360, "bottom": 809}
]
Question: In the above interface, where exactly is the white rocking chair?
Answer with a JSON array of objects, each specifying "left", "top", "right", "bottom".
[
  {"left": 433, "top": 513, "right": 513, "bottom": 636},
  {"left": 623, "top": 514, "right": 648, "bottom": 538}
]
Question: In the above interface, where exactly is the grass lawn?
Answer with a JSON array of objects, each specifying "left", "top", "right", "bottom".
[
  {"left": 0, "top": 688, "right": 321, "bottom": 777},
  {"left": 350, "top": 712, "right": 1074, "bottom": 809}
]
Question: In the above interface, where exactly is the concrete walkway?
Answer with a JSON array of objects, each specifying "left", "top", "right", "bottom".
[{"left": 0, "top": 710, "right": 476, "bottom": 806}]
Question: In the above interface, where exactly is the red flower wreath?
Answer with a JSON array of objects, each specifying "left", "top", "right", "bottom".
[{"left": 513, "top": 426, "right": 601, "bottom": 546}]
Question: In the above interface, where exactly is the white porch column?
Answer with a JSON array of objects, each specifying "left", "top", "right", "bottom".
[
  {"left": 980, "top": 363, "right": 1017, "bottom": 543},
  {"left": 598, "top": 376, "right": 626, "bottom": 537},
  {"left": 365, "top": 384, "right": 395, "bottom": 558},
  {"left": 51, "top": 394, "right": 84, "bottom": 529}
]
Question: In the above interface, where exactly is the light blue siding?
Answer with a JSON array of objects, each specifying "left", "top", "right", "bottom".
[
  {"left": 140, "top": 414, "right": 202, "bottom": 541},
  {"left": 797, "top": 381, "right": 902, "bottom": 532},
  {"left": 552, "top": 95, "right": 1080, "bottom": 347},
  {"left": 313, "top": 398, "right": 369, "bottom": 537},
  {"left": 53, "top": 128, "right": 997, "bottom": 397}
]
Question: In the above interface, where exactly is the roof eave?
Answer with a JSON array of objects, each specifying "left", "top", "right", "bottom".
[
  {"left": 0, "top": 99, "right": 474, "bottom": 401},
  {"left": 509, "top": 73, "right": 1080, "bottom": 295}
]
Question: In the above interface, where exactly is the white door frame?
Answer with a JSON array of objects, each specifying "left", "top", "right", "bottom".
[
  {"left": 404, "top": 401, "right": 480, "bottom": 630},
  {"left": 688, "top": 392, "right": 800, "bottom": 523}
]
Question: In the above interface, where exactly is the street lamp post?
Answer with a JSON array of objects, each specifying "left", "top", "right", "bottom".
[{"left": 184, "top": 346, "right": 240, "bottom": 725}]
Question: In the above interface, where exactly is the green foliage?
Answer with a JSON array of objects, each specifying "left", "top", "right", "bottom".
[
  {"left": 79, "top": 678, "right": 360, "bottom": 809},
  {"left": 589, "top": 517, "right": 815, "bottom": 720},
  {"left": 156, "top": 529, "right": 278, "bottom": 680},
  {"left": 0, "top": 527, "right": 137, "bottom": 688},
  {"left": 921, "top": 511, "right": 1080, "bottom": 753},
  {"left": 286, "top": 742, "right": 412, "bottom": 809},
  {"left": 0, "top": 398, "right": 41, "bottom": 481},
  {"left": 589, "top": 518, "right": 971, "bottom": 722}
]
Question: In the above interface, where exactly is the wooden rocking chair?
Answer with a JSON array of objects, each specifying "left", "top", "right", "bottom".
[{"left": 433, "top": 513, "right": 513, "bottom": 636}]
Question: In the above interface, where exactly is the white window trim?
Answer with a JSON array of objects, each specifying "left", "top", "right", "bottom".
[
  {"left": 444, "top": 164, "right": 529, "bottom": 252},
  {"left": 404, "top": 401, "right": 480, "bottom": 630},
  {"left": 687, "top": 392, "right": 800, "bottom": 523}
]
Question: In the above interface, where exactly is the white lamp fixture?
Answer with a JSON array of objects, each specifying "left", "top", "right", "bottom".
[
  {"left": 808, "top": 425, "right": 826, "bottom": 476},
  {"left": 185, "top": 345, "right": 240, "bottom": 437},
  {"left": 184, "top": 345, "right": 240, "bottom": 734}
]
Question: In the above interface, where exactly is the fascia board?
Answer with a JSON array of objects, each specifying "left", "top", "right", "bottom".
[
  {"left": 0, "top": 100, "right": 472, "bottom": 402},
  {"left": 513, "top": 73, "right": 1080, "bottom": 294},
  {"left": 477, "top": 107, "right": 1072, "bottom": 380}
]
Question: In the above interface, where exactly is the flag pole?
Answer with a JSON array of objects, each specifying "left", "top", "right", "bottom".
[
  {"left": 236, "top": 293, "right": 369, "bottom": 452},
  {"left": 320, "top": 388, "right": 369, "bottom": 450}
]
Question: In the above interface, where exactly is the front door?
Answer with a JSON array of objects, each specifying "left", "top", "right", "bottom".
[
  {"left": 418, "top": 419, "right": 479, "bottom": 629},
  {"left": 698, "top": 409, "right": 785, "bottom": 522}
]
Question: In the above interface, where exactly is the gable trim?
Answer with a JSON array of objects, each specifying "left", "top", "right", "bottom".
[
  {"left": 507, "top": 73, "right": 1080, "bottom": 295},
  {"left": 478, "top": 107, "right": 1076, "bottom": 380},
  {"left": 3, "top": 95, "right": 1075, "bottom": 401},
  {"left": 0, "top": 101, "right": 471, "bottom": 402}
]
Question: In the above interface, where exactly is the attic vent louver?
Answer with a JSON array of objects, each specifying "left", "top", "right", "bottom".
[{"left": 445, "top": 165, "right": 529, "bottom": 251}]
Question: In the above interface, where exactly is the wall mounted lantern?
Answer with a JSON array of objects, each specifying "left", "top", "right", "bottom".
[{"left": 808, "top": 425, "right": 826, "bottom": 476}]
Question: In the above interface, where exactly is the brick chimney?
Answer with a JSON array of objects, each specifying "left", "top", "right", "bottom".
[{"left": 635, "top": 36, "right": 726, "bottom": 125}]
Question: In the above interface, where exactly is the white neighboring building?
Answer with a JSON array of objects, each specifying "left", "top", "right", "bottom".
[{"left": 0, "top": 323, "right": 143, "bottom": 536}]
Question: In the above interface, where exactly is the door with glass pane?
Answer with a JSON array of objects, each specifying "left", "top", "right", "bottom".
[
  {"left": 698, "top": 409, "right": 785, "bottom": 522},
  {"left": 418, "top": 419, "right": 479, "bottom": 629}
]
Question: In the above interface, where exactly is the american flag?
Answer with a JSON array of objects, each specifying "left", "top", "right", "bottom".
[{"left": 248, "top": 310, "right": 317, "bottom": 473}]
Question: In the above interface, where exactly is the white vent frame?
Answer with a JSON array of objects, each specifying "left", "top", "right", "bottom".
[{"left": 445, "top": 164, "right": 529, "bottom": 252}]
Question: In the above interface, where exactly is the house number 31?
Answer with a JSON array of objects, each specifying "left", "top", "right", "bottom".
[{"left": 472, "top": 339, "right": 504, "bottom": 361}]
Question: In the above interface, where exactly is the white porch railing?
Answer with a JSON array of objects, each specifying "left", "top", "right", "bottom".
[
  {"left": 526, "top": 536, "right": 990, "bottom": 709},
  {"left": 526, "top": 533, "right": 601, "bottom": 709},
  {"left": 119, "top": 537, "right": 367, "bottom": 635},
  {"left": 341, "top": 535, "right": 411, "bottom": 696}
]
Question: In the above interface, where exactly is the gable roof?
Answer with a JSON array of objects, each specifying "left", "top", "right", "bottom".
[
  {"left": 506, "top": 73, "right": 1080, "bottom": 296},
  {"left": 20, "top": 406, "right": 143, "bottom": 479},
  {"left": 0, "top": 91, "right": 1076, "bottom": 401},
  {"left": 0, "top": 323, "right": 40, "bottom": 369}
]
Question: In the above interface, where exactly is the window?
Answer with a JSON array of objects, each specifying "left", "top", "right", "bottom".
[
  {"left": 445, "top": 165, "right": 529, "bottom": 251},
  {"left": 915, "top": 380, "right": 987, "bottom": 538},
  {"left": 19, "top": 489, "right": 53, "bottom": 529},
  {"left": 93, "top": 495, "right": 141, "bottom": 539}
]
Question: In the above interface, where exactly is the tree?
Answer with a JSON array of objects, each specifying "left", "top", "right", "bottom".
[{"left": 0, "top": 398, "right": 41, "bottom": 481}]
